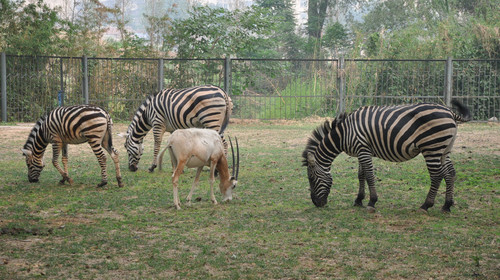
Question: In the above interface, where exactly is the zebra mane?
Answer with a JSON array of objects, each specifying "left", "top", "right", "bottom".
[
  {"left": 128, "top": 94, "right": 154, "bottom": 133},
  {"left": 23, "top": 114, "right": 48, "bottom": 150},
  {"left": 302, "top": 113, "right": 349, "bottom": 166},
  {"left": 302, "top": 120, "right": 332, "bottom": 166}
]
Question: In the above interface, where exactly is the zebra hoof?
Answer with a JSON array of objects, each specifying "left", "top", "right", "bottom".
[
  {"left": 418, "top": 208, "right": 429, "bottom": 214},
  {"left": 117, "top": 177, "right": 124, "bottom": 188},
  {"left": 366, "top": 206, "right": 376, "bottom": 213},
  {"left": 441, "top": 207, "right": 452, "bottom": 214},
  {"left": 354, "top": 201, "right": 364, "bottom": 207},
  {"left": 148, "top": 165, "right": 157, "bottom": 173}
]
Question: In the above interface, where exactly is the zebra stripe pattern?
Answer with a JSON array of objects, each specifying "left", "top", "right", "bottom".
[
  {"left": 302, "top": 100, "right": 471, "bottom": 212},
  {"left": 21, "top": 105, "right": 124, "bottom": 188},
  {"left": 122, "top": 85, "right": 233, "bottom": 172}
]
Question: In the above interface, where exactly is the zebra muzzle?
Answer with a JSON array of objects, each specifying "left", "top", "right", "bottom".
[{"left": 129, "top": 165, "right": 138, "bottom": 172}]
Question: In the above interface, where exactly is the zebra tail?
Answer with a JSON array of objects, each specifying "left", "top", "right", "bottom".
[
  {"left": 104, "top": 114, "right": 115, "bottom": 150},
  {"left": 451, "top": 100, "right": 472, "bottom": 122}
]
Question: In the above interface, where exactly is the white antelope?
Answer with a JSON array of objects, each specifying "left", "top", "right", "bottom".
[{"left": 161, "top": 128, "right": 239, "bottom": 210}]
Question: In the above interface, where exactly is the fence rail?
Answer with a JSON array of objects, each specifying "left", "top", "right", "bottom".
[{"left": 1, "top": 53, "right": 499, "bottom": 122}]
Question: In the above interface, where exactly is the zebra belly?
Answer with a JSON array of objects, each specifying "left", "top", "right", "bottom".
[{"left": 371, "top": 142, "right": 421, "bottom": 162}]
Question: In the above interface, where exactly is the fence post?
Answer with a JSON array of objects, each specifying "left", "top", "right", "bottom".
[
  {"left": 337, "top": 57, "right": 345, "bottom": 115},
  {"left": 158, "top": 58, "right": 164, "bottom": 91},
  {"left": 58, "top": 57, "right": 64, "bottom": 106},
  {"left": 1, "top": 52, "right": 6, "bottom": 122},
  {"left": 82, "top": 55, "right": 89, "bottom": 104},
  {"left": 224, "top": 56, "right": 231, "bottom": 94},
  {"left": 444, "top": 56, "right": 453, "bottom": 106}
]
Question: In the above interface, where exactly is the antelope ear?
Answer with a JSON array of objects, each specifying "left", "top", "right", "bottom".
[
  {"left": 21, "top": 148, "right": 32, "bottom": 157},
  {"left": 307, "top": 152, "right": 316, "bottom": 166},
  {"left": 117, "top": 133, "right": 128, "bottom": 138}
]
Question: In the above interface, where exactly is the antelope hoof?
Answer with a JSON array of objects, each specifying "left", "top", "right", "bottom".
[{"left": 366, "top": 206, "right": 376, "bottom": 213}]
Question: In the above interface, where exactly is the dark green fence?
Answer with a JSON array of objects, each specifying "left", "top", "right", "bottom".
[{"left": 1, "top": 53, "right": 498, "bottom": 122}]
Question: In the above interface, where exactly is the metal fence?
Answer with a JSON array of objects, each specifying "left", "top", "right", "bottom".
[{"left": 1, "top": 53, "right": 499, "bottom": 122}]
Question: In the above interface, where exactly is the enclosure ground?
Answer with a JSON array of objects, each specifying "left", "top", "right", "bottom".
[{"left": 0, "top": 120, "right": 499, "bottom": 279}]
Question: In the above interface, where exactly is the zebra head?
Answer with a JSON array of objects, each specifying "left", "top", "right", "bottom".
[
  {"left": 305, "top": 152, "right": 332, "bottom": 207},
  {"left": 21, "top": 148, "right": 45, "bottom": 183},
  {"left": 119, "top": 132, "right": 144, "bottom": 172},
  {"left": 303, "top": 120, "right": 337, "bottom": 207}
]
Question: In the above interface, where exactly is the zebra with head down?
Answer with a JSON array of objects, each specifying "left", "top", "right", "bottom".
[
  {"left": 21, "top": 105, "right": 124, "bottom": 188},
  {"left": 119, "top": 85, "right": 233, "bottom": 173},
  {"left": 303, "top": 100, "right": 471, "bottom": 213}
]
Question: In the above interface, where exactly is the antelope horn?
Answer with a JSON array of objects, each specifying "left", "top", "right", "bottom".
[
  {"left": 235, "top": 137, "right": 239, "bottom": 180},
  {"left": 229, "top": 136, "right": 236, "bottom": 178}
]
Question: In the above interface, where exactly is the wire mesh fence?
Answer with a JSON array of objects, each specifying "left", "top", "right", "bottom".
[{"left": 1, "top": 53, "right": 499, "bottom": 122}]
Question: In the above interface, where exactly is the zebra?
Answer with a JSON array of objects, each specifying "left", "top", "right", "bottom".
[
  {"left": 302, "top": 100, "right": 471, "bottom": 212},
  {"left": 21, "top": 105, "right": 124, "bottom": 188},
  {"left": 119, "top": 85, "right": 233, "bottom": 172}
]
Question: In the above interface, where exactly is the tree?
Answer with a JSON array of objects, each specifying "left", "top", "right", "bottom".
[
  {"left": 65, "top": 0, "right": 116, "bottom": 56},
  {"left": 255, "top": 0, "right": 305, "bottom": 58},
  {"left": 322, "top": 22, "right": 349, "bottom": 56},
  {"left": 0, "top": 0, "right": 63, "bottom": 55},
  {"left": 354, "top": 0, "right": 500, "bottom": 59},
  {"left": 167, "top": 6, "right": 275, "bottom": 58},
  {"left": 143, "top": 0, "right": 176, "bottom": 54}
]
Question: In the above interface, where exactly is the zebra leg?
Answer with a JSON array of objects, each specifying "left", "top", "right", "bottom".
[
  {"left": 52, "top": 142, "right": 71, "bottom": 184},
  {"left": 102, "top": 140, "right": 124, "bottom": 188},
  {"left": 186, "top": 167, "right": 203, "bottom": 206},
  {"left": 148, "top": 126, "right": 165, "bottom": 173},
  {"left": 110, "top": 147, "right": 124, "bottom": 188},
  {"left": 61, "top": 144, "right": 73, "bottom": 184},
  {"left": 420, "top": 156, "right": 445, "bottom": 211},
  {"left": 442, "top": 157, "right": 456, "bottom": 212},
  {"left": 354, "top": 162, "right": 366, "bottom": 207},
  {"left": 359, "top": 154, "right": 378, "bottom": 209},
  {"left": 89, "top": 140, "right": 108, "bottom": 188}
]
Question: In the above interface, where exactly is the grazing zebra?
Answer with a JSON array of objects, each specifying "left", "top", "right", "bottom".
[
  {"left": 302, "top": 100, "right": 471, "bottom": 212},
  {"left": 119, "top": 85, "right": 233, "bottom": 172},
  {"left": 21, "top": 105, "right": 124, "bottom": 188}
]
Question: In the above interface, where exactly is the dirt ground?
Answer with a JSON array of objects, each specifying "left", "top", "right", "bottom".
[{"left": 4, "top": 120, "right": 499, "bottom": 157}]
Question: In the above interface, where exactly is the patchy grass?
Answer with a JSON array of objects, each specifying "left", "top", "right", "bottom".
[{"left": 0, "top": 121, "right": 499, "bottom": 279}]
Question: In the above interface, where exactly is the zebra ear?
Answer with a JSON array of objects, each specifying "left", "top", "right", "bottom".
[
  {"left": 307, "top": 152, "right": 316, "bottom": 166},
  {"left": 117, "top": 133, "right": 128, "bottom": 138},
  {"left": 21, "top": 148, "right": 32, "bottom": 157}
]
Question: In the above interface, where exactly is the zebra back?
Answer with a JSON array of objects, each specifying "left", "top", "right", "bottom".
[
  {"left": 124, "top": 85, "right": 233, "bottom": 172},
  {"left": 127, "top": 85, "right": 232, "bottom": 141}
]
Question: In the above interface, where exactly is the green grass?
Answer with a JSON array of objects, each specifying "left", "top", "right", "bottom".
[{"left": 0, "top": 121, "right": 499, "bottom": 279}]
